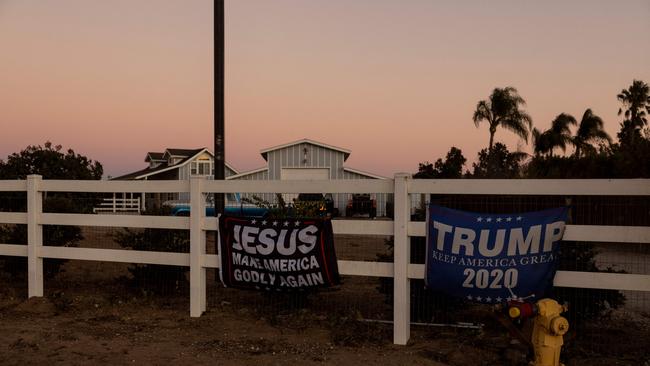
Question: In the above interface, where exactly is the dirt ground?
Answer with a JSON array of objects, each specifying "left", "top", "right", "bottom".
[
  {"left": 1, "top": 228, "right": 649, "bottom": 365},
  {"left": 1, "top": 284, "right": 648, "bottom": 366},
  {"left": 0, "top": 288, "right": 520, "bottom": 366},
  {"left": 0, "top": 265, "right": 505, "bottom": 366}
]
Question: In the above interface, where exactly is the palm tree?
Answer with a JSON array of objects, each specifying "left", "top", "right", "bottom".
[
  {"left": 617, "top": 79, "right": 650, "bottom": 129},
  {"left": 532, "top": 128, "right": 552, "bottom": 156},
  {"left": 572, "top": 109, "right": 611, "bottom": 158},
  {"left": 472, "top": 87, "right": 533, "bottom": 152},
  {"left": 533, "top": 113, "right": 576, "bottom": 157},
  {"left": 617, "top": 80, "right": 650, "bottom": 144},
  {"left": 549, "top": 113, "right": 577, "bottom": 155}
]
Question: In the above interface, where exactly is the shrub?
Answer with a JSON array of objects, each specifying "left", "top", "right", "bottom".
[
  {"left": 112, "top": 207, "right": 189, "bottom": 295},
  {"left": 0, "top": 142, "right": 102, "bottom": 279}
]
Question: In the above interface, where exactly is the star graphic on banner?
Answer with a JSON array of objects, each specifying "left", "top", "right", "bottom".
[
  {"left": 496, "top": 297, "right": 502, "bottom": 303},
  {"left": 272, "top": 221, "right": 278, "bottom": 226},
  {"left": 476, "top": 296, "right": 482, "bottom": 302},
  {"left": 251, "top": 219, "right": 257, "bottom": 224},
  {"left": 506, "top": 217, "right": 512, "bottom": 222},
  {"left": 466, "top": 295, "right": 473, "bottom": 300},
  {"left": 477, "top": 217, "right": 483, "bottom": 222},
  {"left": 294, "top": 221, "right": 300, "bottom": 226},
  {"left": 283, "top": 221, "right": 289, "bottom": 227},
  {"left": 261, "top": 220, "right": 267, "bottom": 225},
  {"left": 485, "top": 297, "right": 492, "bottom": 303},
  {"left": 506, "top": 297, "right": 512, "bottom": 302},
  {"left": 486, "top": 218, "right": 492, "bottom": 222},
  {"left": 496, "top": 217, "right": 502, "bottom": 222},
  {"left": 516, "top": 216, "right": 523, "bottom": 221}
]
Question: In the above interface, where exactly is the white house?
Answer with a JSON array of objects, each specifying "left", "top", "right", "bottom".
[
  {"left": 111, "top": 147, "right": 238, "bottom": 210},
  {"left": 115, "top": 148, "right": 238, "bottom": 181}
]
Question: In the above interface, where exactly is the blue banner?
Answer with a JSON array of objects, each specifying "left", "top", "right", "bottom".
[{"left": 425, "top": 205, "right": 568, "bottom": 303}]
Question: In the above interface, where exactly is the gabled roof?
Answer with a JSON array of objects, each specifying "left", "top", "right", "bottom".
[
  {"left": 145, "top": 152, "right": 165, "bottom": 162},
  {"left": 113, "top": 147, "right": 238, "bottom": 180},
  {"left": 163, "top": 148, "right": 204, "bottom": 160},
  {"left": 111, "top": 163, "right": 173, "bottom": 180},
  {"left": 343, "top": 167, "right": 387, "bottom": 180},
  {"left": 226, "top": 167, "right": 268, "bottom": 180},
  {"left": 260, "top": 138, "right": 351, "bottom": 161}
]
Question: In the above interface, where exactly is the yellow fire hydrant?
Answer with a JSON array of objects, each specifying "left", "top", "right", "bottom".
[{"left": 508, "top": 298, "right": 569, "bottom": 366}]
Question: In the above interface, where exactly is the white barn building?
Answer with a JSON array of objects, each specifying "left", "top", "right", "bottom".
[{"left": 227, "top": 139, "right": 390, "bottom": 216}]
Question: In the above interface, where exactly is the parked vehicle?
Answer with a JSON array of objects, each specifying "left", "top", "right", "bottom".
[
  {"left": 346, "top": 194, "right": 376, "bottom": 218},
  {"left": 294, "top": 193, "right": 339, "bottom": 217},
  {"left": 167, "top": 193, "right": 268, "bottom": 217}
]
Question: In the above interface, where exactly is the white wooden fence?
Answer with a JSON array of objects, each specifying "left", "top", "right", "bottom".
[
  {"left": 0, "top": 174, "right": 649, "bottom": 345},
  {"left": 93, "top": 195, "right": 141, "bottom": 214}
]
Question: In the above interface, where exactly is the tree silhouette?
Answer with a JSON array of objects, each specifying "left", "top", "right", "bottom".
[
  {"left": 470, "top": 142, "right": 527, "bottom": 178},
  {"left": 472, "top": 87, "right": 533, "bottom": 152},
  {"left": 533, "top": 113, "right": 577, "bottom": 157},
  {"left": 414, "top": 147, "right": 466, "bottom": 179},
  {"left": 549, "top": 113, "right": 577, "bottom": 154},
  {"left": 532, "top": 128, "right": 552, "bottom": 157},
  {"left": 0, "top": 141, "right": 103, "bottom": 180},
  {"left": 0, "top": 142, "right": 103, "bottom": 278},
  {"left": 572, "top": 109, "right": 611, "bottom": 158},
  {"left": 617, "top": 79, "right": 650, "bottom": 145}
]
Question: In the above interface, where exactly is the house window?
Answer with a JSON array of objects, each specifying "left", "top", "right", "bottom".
[
  {"left": 198, "top": 161, "right": 210, "bottom": 175},
  {"left": 191, "top": 161, "right": 211, "bottom": 176}
]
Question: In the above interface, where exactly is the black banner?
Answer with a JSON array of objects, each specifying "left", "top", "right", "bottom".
[{"left": 218, "top": 215, "right": 340, "bottom": 290}]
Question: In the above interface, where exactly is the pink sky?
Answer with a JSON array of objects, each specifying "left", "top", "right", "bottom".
[{"left": 1, "top": 0, "right": 649, "bottom": 178}]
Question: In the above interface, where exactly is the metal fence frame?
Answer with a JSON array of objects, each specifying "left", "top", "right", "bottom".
[{"left": 0, "top": 174, "right": 649, "bottom": 345}]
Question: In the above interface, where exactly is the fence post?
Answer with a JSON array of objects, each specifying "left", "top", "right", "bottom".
[
  {"left": 27, "top": 174, "right": 43, "bottom": 298},
  {"left": 190, "top": 177, "right": 207, "bottom": 317},
  {"left": 393, "top": 173, "right": 410, "bottom": 345}
]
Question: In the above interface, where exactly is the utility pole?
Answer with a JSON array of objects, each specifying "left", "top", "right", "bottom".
[{"left": 214, "top": 0, "right": 225, "bottom": 216}]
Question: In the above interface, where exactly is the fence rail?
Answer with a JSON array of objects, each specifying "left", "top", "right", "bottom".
[
  {"left": 0, "top": 180, "right": 26, "bottom": 191},
  {"left": 93, "top": 197, "right": 141, "bottom": 213},
  {"left": 409, "top": 178, "right": 650, "bottom": 195},
  {"left": 407, "top": 222, "right": 650, "bottom": 243},
  {"left": 1, "top": 174, "right": 649, "bottom": 345}
]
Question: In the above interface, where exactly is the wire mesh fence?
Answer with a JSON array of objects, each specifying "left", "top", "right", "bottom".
[
  {"left": 23, "top": 223, "right": 188, "bottom": 302},
  {"left": 1, "top": 186, "right": 649, "bottom": 360},
  {"left": 0, "top": 192, "right": 26, "bottom": 213},
  {"left": 205, "top": 188, "right": 395, "bottom": 324},
  {"left": 0, "top": 189, "right": 394, "bottom": 322},
  {"left": 409, "top": 193, "right": 650, "bottom": 358}
]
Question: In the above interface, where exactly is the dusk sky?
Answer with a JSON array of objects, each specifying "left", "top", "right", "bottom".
[{"left": 1, "top": 0, "right": 648, "bottom": 178}]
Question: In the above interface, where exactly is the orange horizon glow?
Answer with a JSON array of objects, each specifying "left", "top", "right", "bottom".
[{"left": 1, "top": 0, "right": 649, "bottom": 178}]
